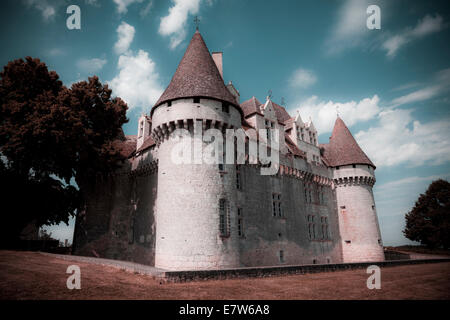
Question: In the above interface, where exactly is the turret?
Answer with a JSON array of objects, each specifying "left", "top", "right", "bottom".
[
  {"left": 323, "top": 117, "right": 384, "bottom": 262},
  {"left": 150, "top": 30, "right": 243, "bottom": 270}
]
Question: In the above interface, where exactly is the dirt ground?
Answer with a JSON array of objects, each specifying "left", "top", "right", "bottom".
[{"left": 0, "top": 250, "right": 449, "bottom": 300}]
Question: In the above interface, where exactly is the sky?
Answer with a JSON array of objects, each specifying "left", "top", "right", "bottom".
[{"left": 0, "top": 0, "right": 449, "bottom": 246}]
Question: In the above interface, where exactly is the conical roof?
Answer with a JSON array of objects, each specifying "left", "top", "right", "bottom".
[
  {"left": 323, "top": 117, "right": 375, "bottom": 168},
  {"left": 152, "top": 30, "right": 240, "bottom": 114}
]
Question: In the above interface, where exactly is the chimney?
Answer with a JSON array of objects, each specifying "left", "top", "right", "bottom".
[{"left": 212, "top": 52, "right": 223, "bottom": 79}]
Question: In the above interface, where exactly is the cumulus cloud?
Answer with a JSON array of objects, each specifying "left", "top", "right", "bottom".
[
  {"left": 24, "top": 0, "right": 57, "bottom": 21},
  {"left": 391, "top": 68, "right": 450, "bottom": 107},
  {"left": 109, "top": 50, "right": 163, "bottom": 110},
  {"left": 325, "top": 0, "right": 376, "bottom": 54},
  {"left": 289, "top": 68, "right": 317, "bottom": 89},
  {"left": 382, "top": 14, "right": 446, "bottom": 57},
  {"left": 113, "top": 0, "right": 144, "bottom": 14},
  {"left": 114, "top": 22, "right": 135, "bottom": 54},
  {"left": 76, "top": 58, "right": 107, "bottom": 74},
  {"left": 296, "top": 95, "right": 381, "bottom": 134},
  {"left": 356, "top": 109, "right": 450, "bottom": 167},
  {"left": 159, "top": 0, "right": 201, "bottom": 49}
]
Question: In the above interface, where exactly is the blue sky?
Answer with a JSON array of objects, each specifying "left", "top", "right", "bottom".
[{"left": 1, "top": 0, "right": 449, "bottom": 246}]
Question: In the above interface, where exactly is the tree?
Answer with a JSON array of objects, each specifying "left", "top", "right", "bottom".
[
  {"left": 403, "top": 179, "right": 450, "bottom": 249},
  {"left": 0, "top": 57, "right": 128, "bottom": 245}
]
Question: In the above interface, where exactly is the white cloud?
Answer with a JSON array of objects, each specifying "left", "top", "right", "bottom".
[
  {"left": 113, "top": 0, "right": 144, "bottom": 14},
  {"left": 391, "top": 68, "right": 450, "bottom": 107},
  {"left": 24, "top": 0, "right": 56, "bottom": 21},
  {"left": 140, "top": 0, "right": 153, "bottom": 17},
  {"left": 109, "top": 50, "right": 164, "bottom": 110},
  {"left": 85, "top": 0, "right": 100, "bottom": 6},
  {"left": 159, "top": 0, "right": 201, "bottom": 49},
  {"left": 325, "top": 0, "right": 375, "bottom": 54},
  {"left": 356, "top": 109, "right": 450, "bottom": 167},
  {"left": 289, "top": 68, "right": 317, "bottom": 89},
  {"left": 76, "top": 58, "right": 107, "bottom": 74},
  {"left": 382, "top": 14, "right": 445, "bottom": 57},
  {"left": 114, "top": 22, "right": 135, "bottom": 55},
  {"left": 296, "top": 95, "right": 381, "bottom": 134},
  {"left": 48, "top": 48, "right": 65, "bottom": 56}
]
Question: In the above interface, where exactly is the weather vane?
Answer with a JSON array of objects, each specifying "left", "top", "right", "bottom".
[
  {"left": 194, "top": 16, "right": 200, "bottom": 30},
  {"left": 267, "top": 89, "right": 272, "bottom": 100}
]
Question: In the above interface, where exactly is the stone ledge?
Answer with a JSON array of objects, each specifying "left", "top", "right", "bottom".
[{"left": 162, "top": 258, "right": 450, "bottom": 283}]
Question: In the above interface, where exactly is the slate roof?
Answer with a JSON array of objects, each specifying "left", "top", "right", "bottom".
[
  {"left": 136, "top": 136, "right": 156, "bottom": 153},
  {"left": 240, "top": 97, "right": 292, "bottom": 125},
  {"left": 240, "top": 96, "right": 263, "bottom": 117},
  {"left": 152, "top": 30, "right": 240, "bottom": 115},
  {"left": 114, "top": 135, "right": 137, "bottom": 159},
  {"left": 321, "top": 117, "right": 375, "bottom": 168},
  {"left": 285, "top": 135, "right": 307, "bottom": 159}
]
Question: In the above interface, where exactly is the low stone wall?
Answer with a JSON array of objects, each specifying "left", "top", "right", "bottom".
[
  {"left": 384, "top": 250, "right": 411, "bottom": 260},
  {"left": 162, "top": 258, "right": 450, "bottom": 283}
]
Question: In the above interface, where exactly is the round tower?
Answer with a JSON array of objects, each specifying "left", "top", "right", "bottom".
[
  {"left": 150, "top": 30, "right": 242, "bottom": 270},
  {"left": 324, "top": 117, "right": 384, "bottom": 262}
]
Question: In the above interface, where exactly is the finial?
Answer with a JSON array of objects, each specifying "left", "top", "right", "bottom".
[
  {"left": 194, "top": 16, "right": 200, "bottom": 31},
  {"left": 267, "top": 89, "right": 272, "bottom": 100}
]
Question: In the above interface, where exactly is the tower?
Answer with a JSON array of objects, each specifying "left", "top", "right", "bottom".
[
  {"left": 323, "top": 117, "right": 384, "bottom": 262},
  {"left": 149, "top": 31, "right": 243, "bottom": 270}
]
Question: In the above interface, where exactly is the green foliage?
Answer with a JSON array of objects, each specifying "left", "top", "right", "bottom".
[
  {"left": 404, "top": 179, "right": 450, "bottom": 249},
  {"left": 0, "top": 57, "right": 129, "bottom": 243}
]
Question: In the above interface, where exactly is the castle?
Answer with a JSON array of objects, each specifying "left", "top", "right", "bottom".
[{"left": 73, "top": 30, "right": 384, "bottom": 270}]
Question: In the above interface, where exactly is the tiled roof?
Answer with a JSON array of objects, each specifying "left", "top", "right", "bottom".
[
  {"left": 271, "top": 101, "right": 291, "bottom": 123},
  {"left": 113, "top": 135, "right": 137, "bottom": 159},
  {"left": 285, "top": 135, "right": 306, "bottom": 159},
  {"left": 284, "top": 117, "right": 295, "bottom": 130},
  {"left": 241, "top": 97, "right": 292, "bottom": 125},
  {"left": 136, "top": 136, "right": 156, "bottom": 153},
  {"left": 240, "top": 96, "right": 262, "bottom": 117},
  {"left": 152, "top": 30, "right": 240, "bottom": 114},
  {"left": 321, "top": 117, "right": 375, "bottom": 168}
]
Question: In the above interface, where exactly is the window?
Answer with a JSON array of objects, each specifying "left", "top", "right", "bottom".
[
  {"left": 167, "top": 100, "right": 172, "bottom": 107},
  {"left": 236, "top": 166, "right": 242, "bottom": 190},
  {"left": 272, "top": 193, "right": 282, "bottom": 217},
  {"left": 352, "top": 164, "right": 356, "bottom": 168},
  {"left": 345, "top": 240, "right": 351, "bottom": 244},
  {"left": 139, "top": 121, "right": 144, "bottom": 137},
  {"left": 218, "top": 163, "right": 224, "bottom": 171},
  {"left": 219, "top": 199, "right": 230, "bottom": 237},
  {"left": 313, "top": 259, "right": 317, "bottom": 264},
  {"left": 336, "top": 166, "right": 340, "bottom": 170},
  {"left": 193, "top": 97, "right": 200, "bottom": 103},
  {"left": 321, "top": 216, "right": 329, "bottom": 240},
  {"left": 279, "top": 250, "right": 284, "bottom": 263},
  {"left": 237, "top": 208, "right": 243, "bottom": 237},
  {"left": 307, "top": 215, "right": 316, "bottom": 240},
  {"left": 372, "top": 205, "right": 375, "bottom": 210},
  {"left": 222, "top": 102, "right": 229, "bottom": 113}
]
